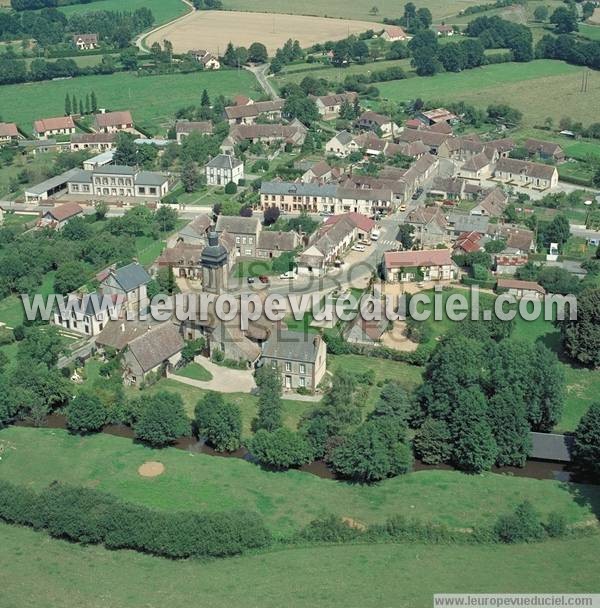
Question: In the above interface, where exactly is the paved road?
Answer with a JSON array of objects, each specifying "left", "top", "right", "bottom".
[
  {"left": 246, "top": 63, "right": 279, "bottom": 100},
  {"left": 134, "top": 0, "right": 195, "bottom": 53},
  {"left": 168, "top": 355, "right": 257, "bottom": 392}
]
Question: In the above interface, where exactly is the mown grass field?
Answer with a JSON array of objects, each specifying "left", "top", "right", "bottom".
[
  {"left": 0, "top": 70, "right": 258, "bottom": 135},
  {"left": 0, "top": 426, "right": 597, "bottom": 535},
  {"left": 222, "top": 0, "right": 486, "bottom": 22},
  {"left": 59, "top": 0, "right": 189, "bottom": 26},
  {"left": 375, "top": 60, "right": 594, "bottom": 126},
  {"left": 0, "top": 524, "right": 598, "bottom": 608},
  {"left": 579, "top": 23, "right": 600, "bottom": 41}
]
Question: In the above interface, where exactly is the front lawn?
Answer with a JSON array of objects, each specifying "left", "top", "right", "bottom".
[{"left": 175, "top": 362, "right": 213, "bottom": 382}]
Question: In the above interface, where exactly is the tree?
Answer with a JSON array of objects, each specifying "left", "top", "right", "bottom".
[
  {"left": 195, "top": 392, "right": 242, "bottom": 452},
  {"left": 263, "top": 206, "right": 280, "bottom": 226},
  {"left": 541, "top": 214, "right": 570, "bottom": 250},
  {"left": 533, "top": 5, "right": 549, "bottom": 21},
  {"left": 64, "top": 92, "right": 71, "bottom": 116},
  {"left": 200, "top": 88, "right": 210, "bottom": 108},
  {"left": 248, "top": 42, "right": 268, "bottom": 63},
  {"left": 222, "top": 42, "right": 238, "bottom": 67},
  {"left": 90, "top": 91, "right": 98, "bottom": 113},
  {"left": 17, "top": 326, "right": 64, "bottom": 369},
  {"left": 113, "top": 132, "right": 138, "bottom": 166},
  {"left": 224, "top": 181, "right": 237, "bottom": 195},
  {"left": 181, "top": 337, "right": 205, "bottom": 364},
  {"left": 253, "top": 365, "right": 283, "bottom": 432},
  {"left": 85, "top": 93, "right": 91, "bottom": 114},
  {"left": 572, "top": 403, "right": 600, "bottom": 479},
  {"left": 561, "top": 287, "right": 600, "bottom": 368},
  {"left": 397, "top": 223, "right": 415, "bottom": 249},
  {"left": 54, "top": 261, "right": 87, "bottom": 294},
  {"left": 283, "top": 94, "right": 319, "bottom": 125},
  {"left": 330, "top": 418, "right": 412, "bottom": 482},
  {"left": 550, "top": 6, "right": 578, "bottom": 34},
  {"left": 66, "top": 392, "right": 106, "bottom": 433},
  {"left": 62, "top": 216, "right": 92, "bottom": 241},
  {"left": 413, "top": 417, "right": 452, "bottom": 464},
  {"left": 450, "top": 387, "right": 497, "bottom": 473},
  {"left": 370, "top": 382, "right": 410, "bottom": 423},
  {"left": 154, "top": 205, "right": 178, "bottom": 232},
  {"left": 134, "top": 392, "right": 189, "bottom": 447},
  {"left": 487, "top": 389, "right": 531, "bottom": 467},
  {"left": 537, "top": 266, "right": 579, "bottom": 295},
  {"left": 249, "top": 428, "right": 313, "bottom": 469}
]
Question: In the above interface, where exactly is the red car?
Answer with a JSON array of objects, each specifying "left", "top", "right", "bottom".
[{"left": 259, "top": 275, "right": 270, "bottom": 284}]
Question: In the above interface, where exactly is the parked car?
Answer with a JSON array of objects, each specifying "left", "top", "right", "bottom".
[
  {"left": 247, "top": 277, "right": 256, "bottom": 284},
  {"left": 258, "top": 275, "right": 269, "bottom": 284},
  {"left": 359, "top": 239, "right": 371, "bottom": 246},
  {"left": 279, "top": 271, "right": 296, "bottom": 280},
  {"left": 371, "top": 230, "right": 380, "bottom": 241},
  {"left": 352, "top": 244, "right": 366, "bottom": 252},
  {"left": 399, "top": 204, "right": 407, "bottom": 212}
]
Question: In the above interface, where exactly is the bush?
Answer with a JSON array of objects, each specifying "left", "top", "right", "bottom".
[
  {"left": 66, "top": 392, "right": 106, "bottom": 433},
  {"left": 249, "top": 428, "right": 313, "bottom": 469},
  {"left": 299, "top": 514, "right": 364, "bottom": 543},
  {"left": 224, "top": 181, "right": 238, "bottom": 194},
  {"left": 0, "top": 480, "right": 271, "bottom": 559},
  {"left": 494, "top": 501, "right": 546, "bottom": 543}
]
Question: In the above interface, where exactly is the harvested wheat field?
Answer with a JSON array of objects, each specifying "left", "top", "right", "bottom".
[{"left": 146, "top": 10, "right": 375, "bottom": 55}]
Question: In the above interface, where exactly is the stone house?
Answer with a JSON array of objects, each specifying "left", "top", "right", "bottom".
[
  {"left": 325, "top": 130, "right": 362, "bottom": 157},
  {"left": 311, "top": 92, "right": 358, "bottom": 120},
  {"left": 215, "top": 215, "right": 261, "bottom": 257},
  {"left": 493, "top": 158, "right": 559, "bottom": 190},
  {"left": 261, "top": 331, "right": 327, "bottom": 391},
  {"left": 93, "top": 111, "right": 133, "bottom": 133},
  {"left": 72, "top": 33, "right": 99, "bottom": 50},
  {"left": 175, "top": 120, "right": 213, "bottom": 143},
  {"left": 404, "top": 205, "right": 449, "bottom": 247},
  {"left": 155, "top": 243, "right": 204, "bottom": 279},
  {"left": 224, "top": 100, "right": 284, "bottom": 125},
  {"left": 357, "top": 111, "right": 400, "bottom": 139},
  {"left": 470, "top": 187, "right": 509, "bottom": 217},
  {"left": 99, "top": 262, "right": 151, "bottom": 314},
  {"left": 255, "top": 230, "right": 300, "bottom": 259},
  {"left": 37, "top": 202, "right": 83, "bottom": 230},
  {"left": 344, "top": 315, "right": 389, "bottom": 346},
  {"left": 523, "top": 138, "right": 565, "bottom": 163},
  {"left": 123, "top": 322, "right": 184, "bottom": 385},
  {"left": 0, "top": 122, "right": 20, "bottom": 144}
]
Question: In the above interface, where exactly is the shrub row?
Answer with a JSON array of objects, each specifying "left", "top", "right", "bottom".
[
  {"left": 297, "top": 502, "right": 571, "bottom": 547},
  {"left": 0, "top": 480, "right": 271, "bottom": 559}
]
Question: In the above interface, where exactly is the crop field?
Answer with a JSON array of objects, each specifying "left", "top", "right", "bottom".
[
  {"left": 0, "top": 70, "right": 258, "bottom": 135},
  {"left": 221, "top": 0, "right": 486, "bottom": 22},
  {"left": 374, "top": 60, "right": 596, "bottom": 126},
  {"left": 0, "top": 426, "right": 597, "bottom": 534},
  {"left": 0, "top": 525, "right": 598, "bottom": 608},
  {"left": 145, "top": 10, "right": 376, "bottom": 55},
  {"left": 59, "top": 0, "right": 190, "bottom": 26},
  {"left": 579, "top": 23, "right": 600, "bottom": 41}
]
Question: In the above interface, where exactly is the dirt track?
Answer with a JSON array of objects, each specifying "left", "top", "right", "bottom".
[{"left": 145, "top": 10, "right": 376, "bottom": 55}]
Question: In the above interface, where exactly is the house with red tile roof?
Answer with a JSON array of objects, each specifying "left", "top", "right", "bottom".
[
  {"left": 0, "top": 122, "right": 20, "bottom": 143},
  {"left": 38, "top": 203, "right": 83, "bottom": 230},
  {"left": 383, "top": 249, "right": 457, "bottom": 283},
  {"left": 382, "top": 26, "right": 411, "bottom": 42},
  {"left": 33, "top": 116, "right": 76, "bottom": 139},
  {"left": 94, "top": 110, "right": 134, "bottom": 133}
]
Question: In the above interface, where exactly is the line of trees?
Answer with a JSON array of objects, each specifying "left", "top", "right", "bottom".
[{"left": 0, "top": 7, "right": 153, "bottom": 48}]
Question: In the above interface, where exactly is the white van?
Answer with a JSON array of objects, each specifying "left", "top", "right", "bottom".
[{"left": 371, "top": 229, "right": 380, "bottom": 241}]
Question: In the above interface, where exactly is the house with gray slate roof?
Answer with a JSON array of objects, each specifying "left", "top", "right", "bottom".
[
  {"left": 123, "top": 322, "right": 184, "bottom": 385},
  {"left": 100, "top": 262, "right": 151, "bottom": 314},
  {"left": 205, "top": 154, "right": 244, "bottom": 186},
  {"left": 261, "top": 330, "right": 327, "bottom": 391},
  {"left": 215, "top": 215, "right": 260, "bottom": 257}
]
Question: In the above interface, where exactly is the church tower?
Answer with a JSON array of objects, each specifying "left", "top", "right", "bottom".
[{"left": 201, "top": 231, "right": 228, "bottom": 294}]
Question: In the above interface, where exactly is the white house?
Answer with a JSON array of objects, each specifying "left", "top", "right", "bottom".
[
  {"left": 205, "top": 154, "right": 244, "bottom": 186},
  {"left": 325, "top": 130, "right": 362, "bottom": 158}
]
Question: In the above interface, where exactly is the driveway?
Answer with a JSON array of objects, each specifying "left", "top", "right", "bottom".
[
  {"left": 169, "top": 355, "right": 256, "bottom": 393},
  {"left": 245, "top": 63, "right": 280, "bottom": 100}
]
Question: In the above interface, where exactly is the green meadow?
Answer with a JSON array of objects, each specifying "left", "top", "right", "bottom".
[
  {"left": 0, "top": 524, "right": 598, "bottom": 608},
  {"left": 0, "top": 70, "right": 258, "bottom": 135},
  {"left": 375, "top": 60, "right": 594, "bottom": 126},
  {"left": 59, "top": 0, "right": 189, "bottom": 26},
  {"left": 0, "top": 426, "right": 597, "bottom": 535}
]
